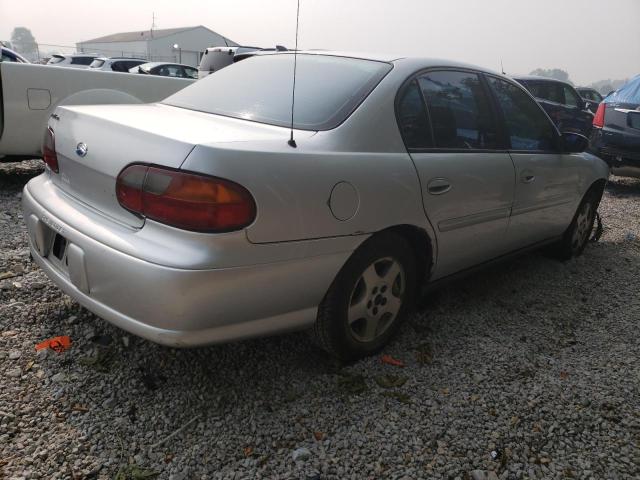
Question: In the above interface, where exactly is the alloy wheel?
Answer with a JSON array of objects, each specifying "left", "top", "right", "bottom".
[
  {"left": 571, "top": 201, "right": 593, "bottom": 251},
  {"left": 347, "top": 257, "right": 406, "bottom": 343}
]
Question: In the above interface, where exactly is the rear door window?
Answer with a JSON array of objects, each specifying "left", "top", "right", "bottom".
[
  {"left": 487, "top": 77, "right": 557, "bottom": 151},
  {"left": 417, "top": 70, "right": 499, "bottom": 149},
  {"left": 396, "top": 80, "right": 432, "bottom": 149},
  {"left": 183, "top": 66, "right": 198, "bottom": 79},
  {"left": 523, "top": 81, "right": 564, "bottom": 104}
]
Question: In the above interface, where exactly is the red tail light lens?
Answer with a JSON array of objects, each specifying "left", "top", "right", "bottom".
[
  {"left": 116, "top": 164, "right": 256, "bottom": 232},
  {"left": 593, "top": 102, "right": 606, "bottom": 128},
  {"left": 42, "top": 127, "right": 59, "bottom": 173}
]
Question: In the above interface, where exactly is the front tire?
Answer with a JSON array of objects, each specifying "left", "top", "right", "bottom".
[{"left": 313, "top": 232, "right": 417, "bottom": 361}]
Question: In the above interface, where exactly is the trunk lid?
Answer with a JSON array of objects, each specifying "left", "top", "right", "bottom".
[{"left": 51, "top": 103, "right": 310, "bottom": 228}]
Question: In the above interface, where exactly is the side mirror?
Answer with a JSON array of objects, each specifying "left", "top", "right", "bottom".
[{"left": 561, "top": 131, "right": 589, "bottom": 153}]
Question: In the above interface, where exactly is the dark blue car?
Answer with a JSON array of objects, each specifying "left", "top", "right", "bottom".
[
  {"left": 514, "top": 76, "right": 593, "bottom": 138},
  {"left": 590, "top": 75, "right": 640, "bottom": 178}
]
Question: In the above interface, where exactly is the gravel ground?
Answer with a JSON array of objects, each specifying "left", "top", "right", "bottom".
[{"left": 1, "top": 161, "right": 639, "bottom": 480}]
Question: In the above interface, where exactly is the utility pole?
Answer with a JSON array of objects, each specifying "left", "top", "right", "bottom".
[{"left": 147, "top": 12, "right": 156, "bottom": 61}]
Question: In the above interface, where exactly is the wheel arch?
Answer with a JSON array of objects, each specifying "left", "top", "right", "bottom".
[
  {"left": 368, "top": 224, "right": 434, "bottom": 285},
  {"left": 586, "top": 177, "right": 607, "bottom": 202}
]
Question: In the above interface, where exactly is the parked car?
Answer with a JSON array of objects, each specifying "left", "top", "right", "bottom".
[
  {"left": 22, "top": 53, "right": 608, "bottom": 360},
  {"left": 0, "top": 46, "right": 29, "bottom": 63},
  {"left": 197, "top": 45, "right": 287, "bottom": 78},
  {"left": 0, "top": 61, "right": 195, "bottom": 161},
  {"left": 576, "top": 87, "right": 603, "bottom": 114},
  {"left": 46, "top": 53, "right": 98, "bottom": 68},
  {"left": 514, "top": 76, "right": 594, "bottom": 137},
  {"left": 590, "top": 75, "right": 640, "bottom": 178},
  {"left": 129, "top": 62, "right": 198, "bottom": 79},
  {"left": 89, "top": 57, "right": 146, "bottom": 73}
]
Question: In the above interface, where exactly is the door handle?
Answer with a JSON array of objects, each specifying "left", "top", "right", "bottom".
[
  {"left": 521, "top": 172, "right": 536, "bottom": 184},
  {"left": 427, "top": 178, "right": 452, "bottom": 195}
]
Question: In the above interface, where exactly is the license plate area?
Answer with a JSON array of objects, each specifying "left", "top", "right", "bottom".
[
  {"left": 52, "top": 234, "right": 67, "bottom": 261},
  {"left": 47, "top": 232, "right": 69, "bottom": 272}
]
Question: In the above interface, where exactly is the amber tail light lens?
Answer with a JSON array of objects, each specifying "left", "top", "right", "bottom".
[
  {"left": 116, "top": 164, "right": 257, "bottom": 232},
  {"left": 42, "top": 126, "right": 59, "bottom": 173}
]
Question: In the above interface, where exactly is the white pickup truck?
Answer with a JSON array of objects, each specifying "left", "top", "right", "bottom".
[{"left": 0, "top": 62, "right": 194, "bottom": 161}]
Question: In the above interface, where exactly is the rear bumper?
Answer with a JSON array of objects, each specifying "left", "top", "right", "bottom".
[
  {"left": 22, "top": 177, "right": 353, "bottom": 347},
  {"left": 590, "top": 128, "right": 640, "bottom": 177}
]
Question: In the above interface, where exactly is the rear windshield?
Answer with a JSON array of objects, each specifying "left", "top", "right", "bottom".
[
  {"left": 165, "top": 54, "right": 392, "bottom": 130},
  {"left": 199, "top": 48, "right": 236, "bottom": 72},
  {"left": 89, "top": 59, "right": 105, "bottom": 68},
  {"left": 47, "top": 55, "right": 65, "bottom": 64}
]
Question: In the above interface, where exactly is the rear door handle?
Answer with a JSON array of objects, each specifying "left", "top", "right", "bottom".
[
  {"left": 521, "top": 171, "right": 536, "bottom": 184},
  {"left": 427, "top": 178, "right": 452, "bottom": 195}
]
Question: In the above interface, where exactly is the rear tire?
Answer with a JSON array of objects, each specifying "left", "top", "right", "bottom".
[
  {"left": 313, "top": 232, "right": 417, "bottom": 361},
  {"left": 551, "top": 189, "right": 600, "bottom": 260}
]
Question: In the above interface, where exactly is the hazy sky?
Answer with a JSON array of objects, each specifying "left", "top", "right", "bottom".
[{"left": 1, "top": 0, "right": 638, "bottom": 85}]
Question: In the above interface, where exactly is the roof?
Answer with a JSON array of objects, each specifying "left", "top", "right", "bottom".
[
  {"left": 51, "top": 53, "right": 97, "bottom": 57},
  {"left": 137, "top": 62, "right": 195, "bottom": 68},
  {"left": 289, "top": 50, "right": 405, "bottom": 62},
  {"left": 512, "top": 75, "right": 571, "bottom": 86},
  {"left": 262, "top": 51, "right": 501, "bottom": 76},
  {"left": 78, "top": 25, "right": 232, "bottom": 44}
]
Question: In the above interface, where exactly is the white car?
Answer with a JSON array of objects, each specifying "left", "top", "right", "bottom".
[
  {"left": 197, "top": 46, "right": 287, "bottom": 78},
  {"left": 88, "top": 57, "right": 147, "bottom": 73},
  {"left": 46, "top": 54, "right": 97, "bottom": 68},
  {"left": 129, "top": 62, "right": 198, "bottom": 79},
  {"left": 0, "top": 62, "right": 195, "bottom": 160}
]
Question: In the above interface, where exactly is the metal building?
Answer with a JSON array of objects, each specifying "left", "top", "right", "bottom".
[{"left": 76, "top": 25, "right": 237, "bottom": 67}]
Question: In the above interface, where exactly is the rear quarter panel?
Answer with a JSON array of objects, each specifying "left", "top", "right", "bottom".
[{"left": 181, "top": 63, "right": 435, "bottom": 247}]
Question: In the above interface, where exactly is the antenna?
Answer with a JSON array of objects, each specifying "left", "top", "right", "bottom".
[
  {"left": 287, "top": 0, "right": 301, "bottom": 148},
  {"left": 501, "top": 59, "right": 505, "bottom": 75}
]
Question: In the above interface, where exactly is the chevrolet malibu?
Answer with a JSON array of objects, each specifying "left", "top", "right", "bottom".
[{"left": 23, "top": 52, "right": 609, "bottom": 360}]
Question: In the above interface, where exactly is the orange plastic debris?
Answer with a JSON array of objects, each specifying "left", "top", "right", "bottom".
[
  {"left": 381, "top": 354, "right": 405, "bottom": 367},
  {"left": 35, "top": 336, "right": 72, "bottom": 353}
]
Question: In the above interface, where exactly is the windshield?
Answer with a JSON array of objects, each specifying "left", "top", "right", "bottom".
[
  {"left": 164, "top": 54, "right": 392, "bottom": 130},
  {"left": 89, "top": 59, "right": 105, "bottom": 68},
  {"left": 47, "top": 55, "right": 65, "bottom": 64}
]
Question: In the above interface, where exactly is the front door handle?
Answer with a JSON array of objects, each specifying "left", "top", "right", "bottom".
[{"left": 427, "top": 178, "right": 452, "bottom": 195}]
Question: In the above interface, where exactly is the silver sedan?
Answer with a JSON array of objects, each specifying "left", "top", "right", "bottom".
[{"left": 22, "top": 52, "right": 609, "bottom": 360}]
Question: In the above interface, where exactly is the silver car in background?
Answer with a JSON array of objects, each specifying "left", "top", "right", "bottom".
[{"left": 22, "top": 52, "right": 608, "bottom": 360}]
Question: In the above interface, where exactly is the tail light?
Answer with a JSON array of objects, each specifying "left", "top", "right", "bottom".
[
  {"left": 116, "top": 164, "right": 256, "bottom": 232},
  {"left": 42, "top": 127, "right": 59, "bottom": 173},
  {"left": 593, "top": 102, "right": 606, "bottom": 128}
]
